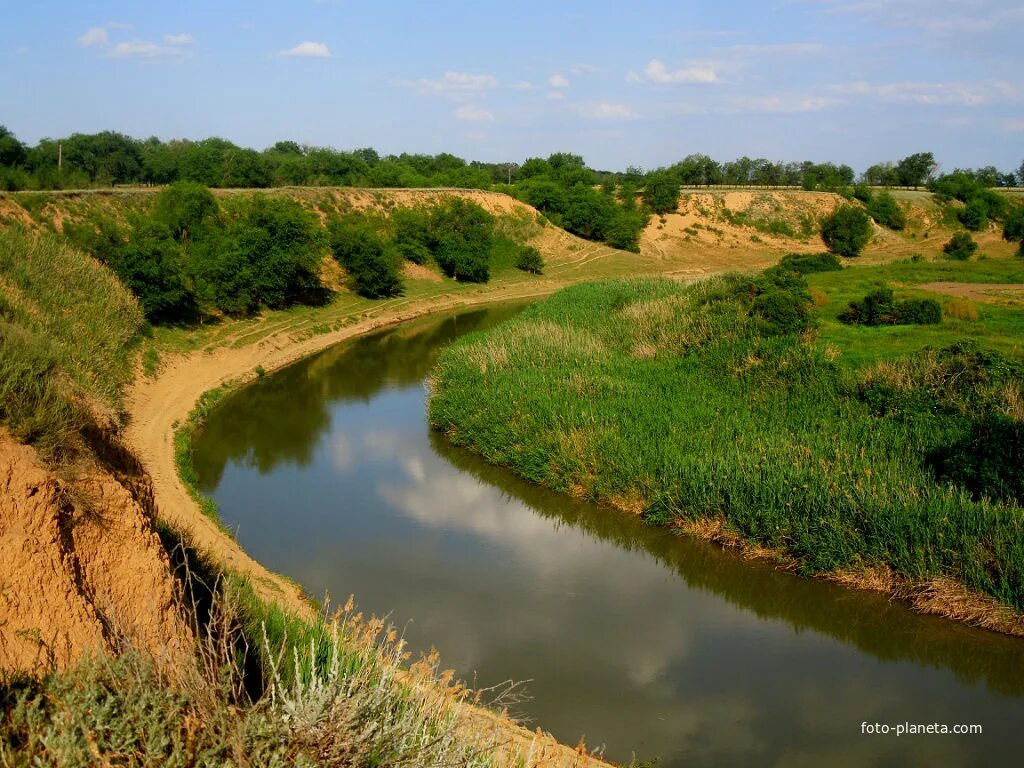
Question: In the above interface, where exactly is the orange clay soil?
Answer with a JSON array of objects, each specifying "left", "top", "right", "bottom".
[{"left": 0, "top": 430, "right": 192, "bottom": 675}]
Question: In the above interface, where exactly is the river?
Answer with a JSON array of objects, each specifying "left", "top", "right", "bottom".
[{"left": 191, "top": 303, "right": 1024, "bottom": 767}]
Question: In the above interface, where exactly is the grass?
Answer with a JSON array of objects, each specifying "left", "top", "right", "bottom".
[
  {"left": 809, "top": 256, "right": 1024, "bottom": 365},
  {"left": 0, "top": 228, "right": 144, "bottom": 457},
  {"left": 173, "top": 385, "right": 233, "bottom": 528},
  {"left": 429, "top": 258, "right": 1024, "bottom": 616}
]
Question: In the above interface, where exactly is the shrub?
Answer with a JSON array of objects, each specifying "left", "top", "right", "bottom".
[
  {"left": 751, "top": 289, "right": 811, "bottom": 336},
  {"left": 821, "top": 205, "right": 872, "bottom": 258},
  {"left": 942, "top": 232, "right": 978, "bottom": 261},
  {"left": 515, "top": 245, "right": 544, "bottom": 274},
  {"left": 391, "top": 207, "right": 433, "bottom": 264},
  {"left": 958, "top": 198, "right": 989, "bottom": 231},
  {"left": 840, "top": 287, "right": 941, "bottom": 326},
  {"left": 777, "top": 252, "right": 842, "bottom": 275},
  {"left": 328, "top": 217, "right": 404, "bottom": 298},
  {"left": 867, "top": 191, "right": 907, "bottom": 230},
  {"left": 852, "top": 184, "right": 874, "bottom": 204},
  {"left": 929, "top": 416, "right": 1023, "bottom": 503},
  {"left": 895, "top": 298, "right": 942, "bottom": 325}
]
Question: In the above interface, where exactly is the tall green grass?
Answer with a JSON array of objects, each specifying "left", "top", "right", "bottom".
[
  {"left": 0, "top": 228, "right": 143, "bottom": 456},
  {"left": 429, "top": 270, "right": 1024, "bottom": 611}
]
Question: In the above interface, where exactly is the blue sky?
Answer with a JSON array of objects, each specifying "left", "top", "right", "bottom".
[{"left": 1, "top": 0, "right": 1021, "bottom": 173}]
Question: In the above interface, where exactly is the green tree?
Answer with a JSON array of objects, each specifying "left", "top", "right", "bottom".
[
  {"left": 428, "top": 198, "right": 494, "bottom": 282},
  {"left": 0, "top": 125, "right": 27, "bottom": 167},
  {"left": 821, "top": 205, "right": 872, "bottom": 258},
  {"left": 1003, "top": 206, "right": 1024, "bottom": 255},
  {"left": 328, "top": 217, "right": 403, "bottom": 298},
  {"left": 895, "top": 152, "right": 937, "bottom": 187},
  {"left": 862, "top": 162, "right": 898, "bottom": 187},
  {"left": 153, "top": 182, "right": 219, "bottom": 243},
  {"left": 193, "top": 196, "right": 325, "bottom": 313},
  {"left": 642, "top": 170, "right": 681, "bottom": 214},
  {"left": 110, "top": 220, "right": 195, "bottom": 322}
]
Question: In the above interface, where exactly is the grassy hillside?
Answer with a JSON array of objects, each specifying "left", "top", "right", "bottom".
[
  {"left": 429, "top": 254, "right": 1024, "bottom": 625},
  {"left": 0, "top": 228, "right": 143, "bottom": 457}
]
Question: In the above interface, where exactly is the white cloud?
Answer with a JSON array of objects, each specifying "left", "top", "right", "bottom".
[
  {"left": 164, "top": 33, "right": 193, "bottom": 45},
  {"left": 279, "top": 41, "right": 332, "bottom": 58},
  {"left": 545, "top": 90, "right": 566, "bottom": 101},
  {"left": 574, "top": 102, "right": 639, "bottom": 120},
  {"left": 107, "top": 41, "right": 191, "bottom": 59},
  {"left": 548, "top": 73, "right": 569, "bottom": 88},
  {"left": 454, "top": 104, "right": 494, "bottom": 122},
  {"left": 77, "top": 27, "right": 108, "bottom": 46},
  {"left": 405, "top": 71, "right": 498, "bottom": 100},
  {"left": 568, "top": 63, "right": 601, "bottom": 75},
  {"left": 1003, "top": 118, "right": 1024, "bottom": 133},
  {"left": 829, "top": 80, "right": 1018, "bottom": 106},
  {"left": 742, "top": 95, "right": 841, "bottom": 113},
  {"left": 639, "top": 59, "right": 719, "bottom": 84},
  {"left": 510, "top": 81, "right": 535, "bottom": 90}
]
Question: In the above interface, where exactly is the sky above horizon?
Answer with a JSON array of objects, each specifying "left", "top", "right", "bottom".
[{"left": 1, "top": 0, "right": 1022, "bottom": 174}]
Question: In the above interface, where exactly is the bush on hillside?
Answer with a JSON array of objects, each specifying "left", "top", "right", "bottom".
[
  {"left": 821, "top": 205, "right": 872, "bottom": 258},
  {"left": 109, "top": 220, "right": 196, "bottom": 322},
  {"left": 391, "top": 207, "right": 433, "bottom": 264},
  {"left": 328, "top": 217, "right": 404, "bottom": 298},
  {"left": 958, "top": 198, "right": 989, "bottom": 231},
  {"left": 515, "top": 245, "right": 544, "bottom": 274},
  {"left": 942, "top": 232, "right": 978, "bottom": 261},
  {"left": 429, "top": 198, "right": 494, "bottom": 282},
  {"left": 867, "top": 191, "right": 907, "bottom": 230}
]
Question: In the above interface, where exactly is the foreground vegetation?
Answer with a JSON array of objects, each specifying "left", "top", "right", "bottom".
[
  {"left": 0, "top": 541, "right": 503, "bottom": 768},
  {"left": 429, "top": 256, "right": 1024, "bottom": 614}
]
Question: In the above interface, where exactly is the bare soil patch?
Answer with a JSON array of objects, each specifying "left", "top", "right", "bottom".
[{"left": 918, "top": 282, "right": 1024, "bottom": 306}]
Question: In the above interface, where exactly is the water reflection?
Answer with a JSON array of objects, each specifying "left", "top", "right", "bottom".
[{"left": 193, "top": 305, "right": 1024, "bottom": 767}]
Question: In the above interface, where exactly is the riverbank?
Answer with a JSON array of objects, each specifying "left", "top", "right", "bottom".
[{"left": 428, "top": 260, "right": 1024, "bottom": 637}]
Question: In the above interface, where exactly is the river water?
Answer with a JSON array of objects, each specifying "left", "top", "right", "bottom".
[{"left": 192, "top": 304, "right": 1024, "bottom": 767}]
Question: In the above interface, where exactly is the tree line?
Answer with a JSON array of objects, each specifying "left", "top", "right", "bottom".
[{"left": 2, "top": 127, "right": 1020, "bottom": 195}]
